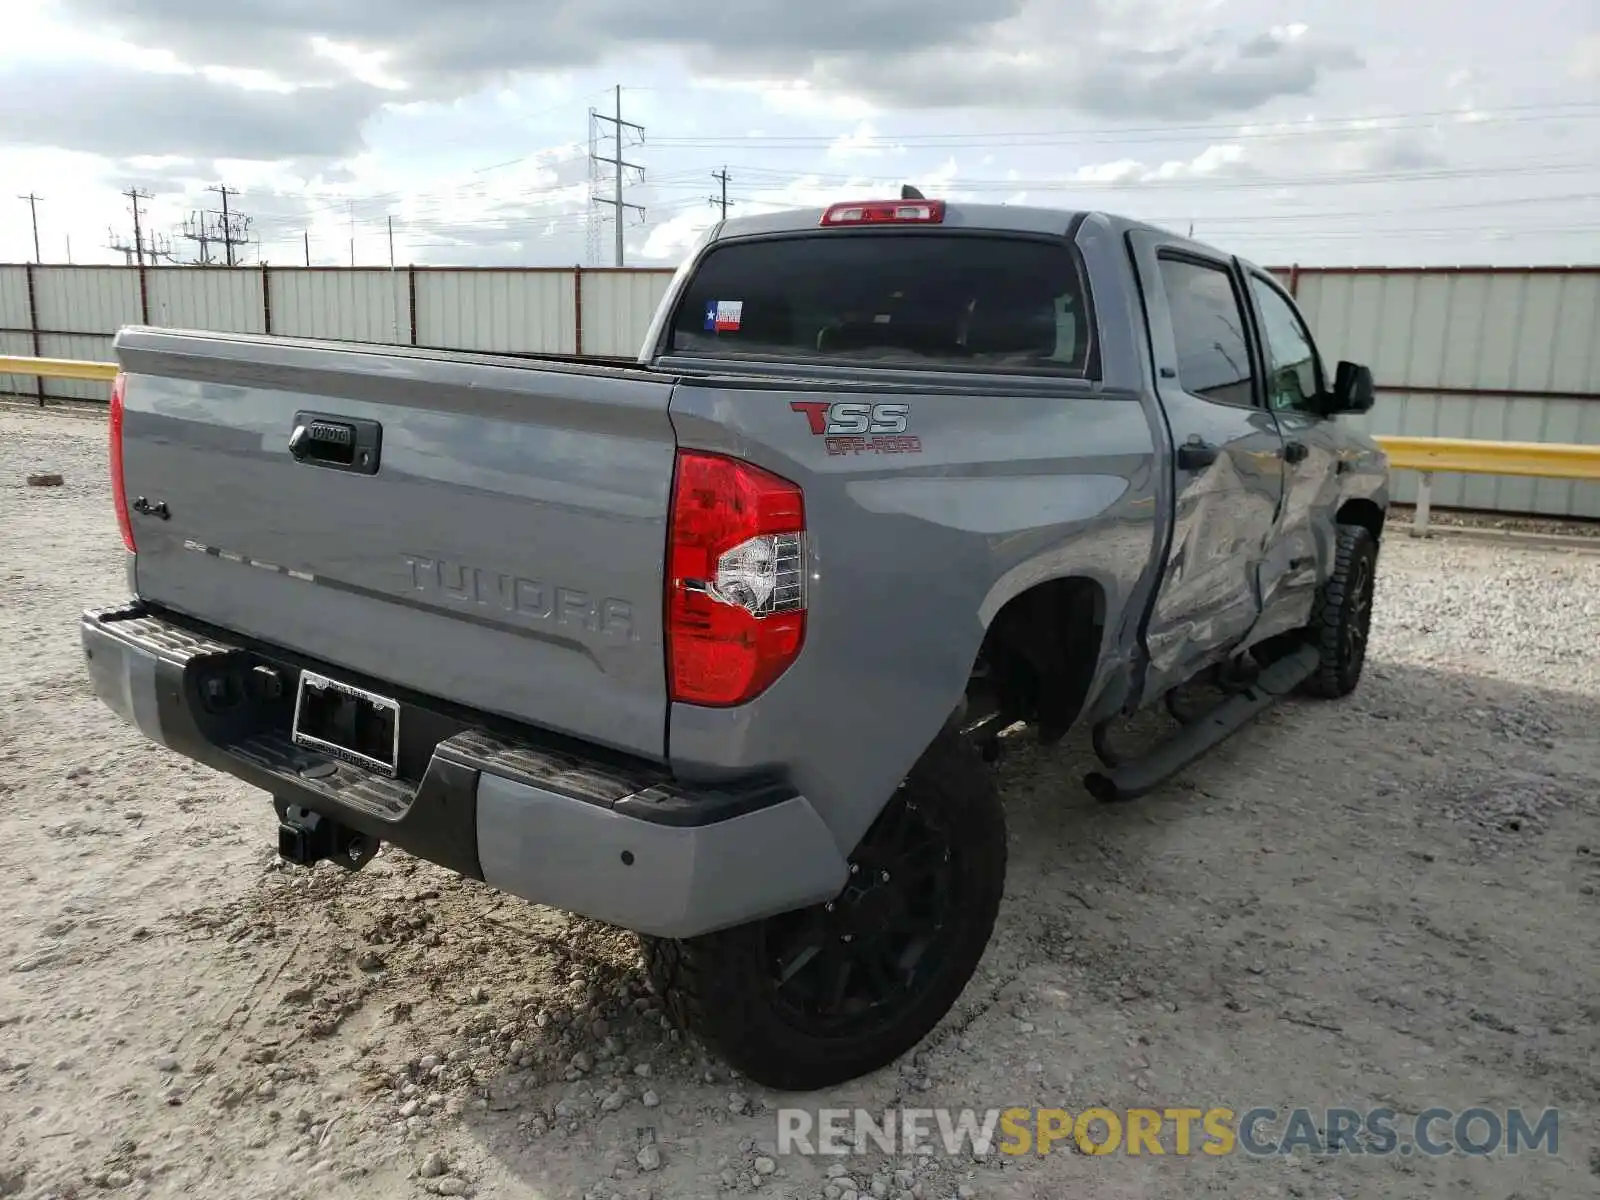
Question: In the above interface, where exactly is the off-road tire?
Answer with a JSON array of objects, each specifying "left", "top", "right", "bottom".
[
  {"left": 1300, "top": 522, "right": 1378, "bottom": 699},
  {"left": 639, "top": 731, "right": 1006, "bottom": 1092}
]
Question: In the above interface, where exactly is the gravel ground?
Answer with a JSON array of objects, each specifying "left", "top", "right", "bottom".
[
  {"left": 2, "top": 408, "right": 1597, "bottom": 1200},
  {"left": 1385, "top": 504, "right": 1600, "bottom": 540}
]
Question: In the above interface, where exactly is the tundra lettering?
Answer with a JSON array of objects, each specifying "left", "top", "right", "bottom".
[
  {"left": 85, "top": 195, "right": 1386, "bottom": 1097},
  {"left": 403, "top": 554, "right": 634, "bottom": 640}
]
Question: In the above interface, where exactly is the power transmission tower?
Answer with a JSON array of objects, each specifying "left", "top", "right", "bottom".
[
  {"left": 205, "top": 185, "right": 251, "bottom": 266},
  {"left": 588, "top": 85, "right": 646, "bottom": 267},
  {"left": 17, "top": 193, "right": 42, "bottom": 262},
  {"left": 107, "top": 228, "right": 136, "bottom": 266},
  {"left": 586, "top": 111, "right": 603, "bottom": 266},
  {"left": 709, "top": 168, "right": 730, "bottom": 220},
  {"left": 179, "top": 211, "right": 219, "bottom": 265}
]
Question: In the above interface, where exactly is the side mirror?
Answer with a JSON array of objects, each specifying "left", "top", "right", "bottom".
[{"left": 1325, "top": 361, "right": 1376, "bottom": 415}]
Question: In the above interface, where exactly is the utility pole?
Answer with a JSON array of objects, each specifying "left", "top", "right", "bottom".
[
  {"left": 709, "top": 168, "right": 730, "bottom": 219},
  {"left": 588, "top": 85, "right": 646, "bottom": 267},
  {"left": 303, "top": 230, "right": 311, "bottom": 267},
  {"left": 65, "top": 234, "right": 72, "bottom": 264},
  {"left": 129, "top": 187, "right": 149, "bottom": 266},
  {"left": 387, "top": 215, "right": 395, "bottom": 268},
  {"left": 109, "top": 188, "right": 153, "bottom": 265},
  {"left": 348, "top": 202, "right": 356, "bottom": 267},
  {"left": 17, "top": 193, "right": 41, "bottom": 262},
  {"left": 205, "top": 185, "right": 249, "bottom": 266}
]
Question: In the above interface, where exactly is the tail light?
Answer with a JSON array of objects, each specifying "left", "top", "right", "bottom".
[
  {"left": 108, "top": 371, "right": 135, "bottom": 553},
  {"left": 667, "top": 451, "right": 807, "bottom": 707},
  {"left": 820, "top": 199, "right": 945, "bottom": 226}
]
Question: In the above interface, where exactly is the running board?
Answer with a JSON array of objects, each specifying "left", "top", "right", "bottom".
[{"left": 1083, "top": 643, "right": 1320, "bottom": 803}]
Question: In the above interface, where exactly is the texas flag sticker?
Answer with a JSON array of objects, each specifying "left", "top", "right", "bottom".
[{"left": 703, "top": 299, "right": 744, "bottom": 332}]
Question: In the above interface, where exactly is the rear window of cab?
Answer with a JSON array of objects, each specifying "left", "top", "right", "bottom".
[{"left": 668, "top": 231, "right": 1094, "bottom": 376}]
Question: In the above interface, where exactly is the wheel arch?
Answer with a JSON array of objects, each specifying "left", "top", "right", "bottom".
[
  {"left": 970, "top": 572, "right": 1114, "bottom": 744},
  {"left": 1336, "top": 496, "right": 1386, "bottom": 543}
]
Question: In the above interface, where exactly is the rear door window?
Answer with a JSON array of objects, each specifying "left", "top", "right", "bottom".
[
  {"left": 668, "top": 233, "right": 1094, "bottom": 376},
  {"left": 1157, "top": 256, "right": 1258, "bottom": 408}
]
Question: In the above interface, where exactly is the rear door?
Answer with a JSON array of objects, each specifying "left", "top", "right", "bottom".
[
  {"left": 115, "top": 332, "right": 677, "bottom": 760},
  {"left": 1128, "top": 233, "right": 1287, "bottom": 695}
]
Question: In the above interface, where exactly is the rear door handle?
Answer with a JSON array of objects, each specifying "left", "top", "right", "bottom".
[
  {"left": 1282, "top": 440, "right": 1308, "bottom": 464},
  {"left": 1176, "top": 440, "right": 1220, "bottom": 471}
]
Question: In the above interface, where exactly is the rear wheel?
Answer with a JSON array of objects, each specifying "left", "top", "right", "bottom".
[
  {"left": 640, "top": 732, "right": 1006, "bottom": 1092},
  {"left": 1300, "top": 522, "right": 1378, "bottom": 699}
]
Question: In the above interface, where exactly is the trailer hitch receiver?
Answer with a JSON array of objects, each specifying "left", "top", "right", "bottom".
[{"left": 275, "top": 802, "right": 378, "bottom": 871}]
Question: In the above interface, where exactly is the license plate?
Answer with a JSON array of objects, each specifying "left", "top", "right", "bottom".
[{"left": 291, "top": 670, "right": 400, "bottom": 777}]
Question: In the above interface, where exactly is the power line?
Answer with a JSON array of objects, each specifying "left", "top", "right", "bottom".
[
  {"left": 287, "top": 188, "right": 1598, "bottom": 252},
  {"left": 17, "top": 193, "right": 41, "bottom": 263},
  {"left": 242, "top": 162, "right": 1597, "bottom": 262},
  {"left": 715, "top": 158, "right": 1600, "bottom": 194},
  {"left": 645, "top": 100, "right": 1600, "bottom": 150}
]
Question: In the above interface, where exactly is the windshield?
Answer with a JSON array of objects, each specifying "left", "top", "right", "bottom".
[{"left": 667, "top": 232, "right": 1093, "bottom": 375}]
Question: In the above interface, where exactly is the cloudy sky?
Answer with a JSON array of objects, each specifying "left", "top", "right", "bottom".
[{"left": 2, "top": 0, "right": 1597, "bottom": 269}]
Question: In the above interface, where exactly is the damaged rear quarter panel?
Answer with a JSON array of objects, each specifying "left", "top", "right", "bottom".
[{"left": 666, "top": 375, "right": 1162, "bottom": 854}]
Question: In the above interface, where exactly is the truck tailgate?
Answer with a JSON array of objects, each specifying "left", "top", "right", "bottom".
[{"left": 113, "top": 328, "right": 676, "bottom": 760}]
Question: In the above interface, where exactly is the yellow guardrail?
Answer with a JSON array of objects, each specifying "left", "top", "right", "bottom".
[
  {"left": 1377, "top": 437, "right": 1600, "bottom": 535},
  {"left": 0, "top": 354, "right": 120, "bottom": 382},
  {"left": 2, "top": 355, "right": 1594, "bottom": 535},
  {"left": 1379, "top": 435, "right": 1600, "bottom": 481}
]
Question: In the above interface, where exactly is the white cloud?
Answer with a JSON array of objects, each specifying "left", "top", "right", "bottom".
[
  {"left": 310, "top": 38, "right": 410, "bottom": 92},
  {"left": 2, "top": 0, "right": 1597, "bottom": 269},
  {"left": 1571, "top": 35, "right": 1600, "bottom": 78}
]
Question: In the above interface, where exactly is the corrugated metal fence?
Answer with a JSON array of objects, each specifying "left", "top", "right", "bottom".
[
  {"left": 1285, "top": 267, "right": 1600, "bottom": 519},
  {"left": 2, "top": 261, "right": 1596, "bottom": 518},
  {"left": 0, "top": 264, "right": 673, "bottom": 403}
]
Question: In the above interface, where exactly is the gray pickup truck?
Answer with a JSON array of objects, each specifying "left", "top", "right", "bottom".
[{"left": 82, "top": 192, "right": 1387, "bottom": 1091}]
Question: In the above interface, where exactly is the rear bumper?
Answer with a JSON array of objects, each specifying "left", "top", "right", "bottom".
[{"left": 82, "top": 602, "right": 848, "bottom": 938}]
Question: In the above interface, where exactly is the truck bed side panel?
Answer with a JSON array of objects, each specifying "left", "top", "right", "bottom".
[
  {"left": 115, "top": 329, "right": 677, "bottom": 760},
  {"left": 667, "top": 380, "right": 1159, "bottom": 853}
]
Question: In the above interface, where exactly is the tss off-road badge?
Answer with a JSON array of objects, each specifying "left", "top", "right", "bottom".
[{"left": 790, "top": 401, "right": 923, "bottom": 457}]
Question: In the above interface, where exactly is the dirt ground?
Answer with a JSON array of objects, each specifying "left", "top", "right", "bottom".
[{"left": 2, "top": 408, "right": 1597, "bottom": 1200}]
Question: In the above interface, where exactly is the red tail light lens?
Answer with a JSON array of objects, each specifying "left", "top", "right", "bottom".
[
  {"left": 667, "top": 451, "right": 807, "bottom": 707},
  {"left": 108, "top": 371, "right": 135, "bottom": 553}
]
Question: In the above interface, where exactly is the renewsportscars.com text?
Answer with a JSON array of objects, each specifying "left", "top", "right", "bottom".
[{"left": 776, "top": 1106, "right": 1560, "bottom": 1159}]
